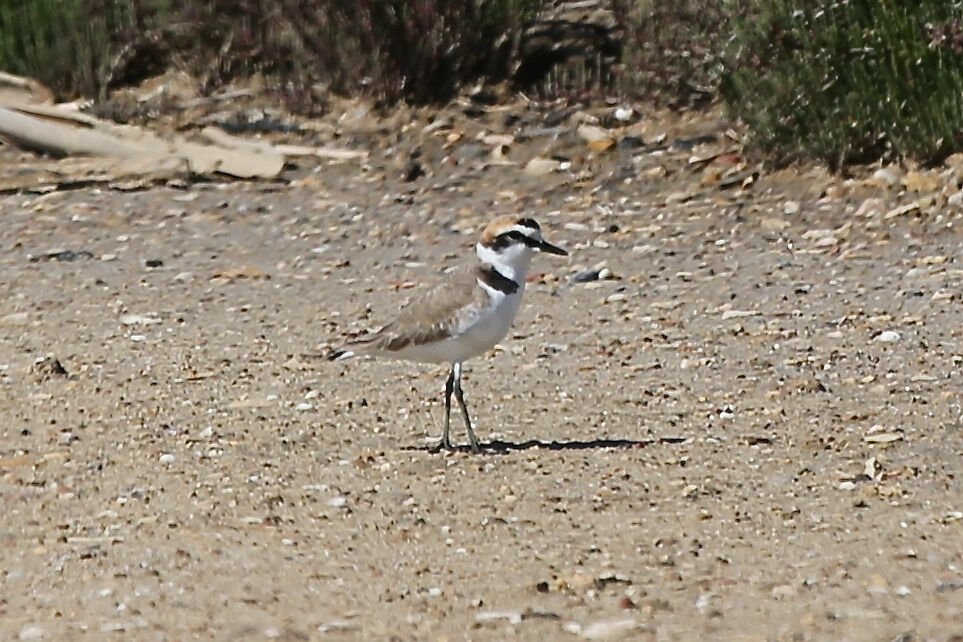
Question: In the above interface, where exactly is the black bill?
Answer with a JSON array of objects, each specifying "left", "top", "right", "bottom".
[{"left": 535, "top": 238, "right": 568, "bottom": 255}]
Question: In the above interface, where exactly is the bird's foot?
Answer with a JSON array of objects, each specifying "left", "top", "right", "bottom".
[{"left": 428, "top": 437, "right": 455, "bottom": 453}]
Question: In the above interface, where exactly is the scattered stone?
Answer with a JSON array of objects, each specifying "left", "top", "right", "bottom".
[
  {"left": 475, "top": 611, "right": 522, "bottom": 625},
  {"left": 721, "top": 310, "right": 758, "bottom": 320},
  {"left": 120, "top": 314, "right": 161, "bottom": 326},
  {"left": 18, "top": 625, "right": 47, "bottom": 640},
  {"left": 317, "top": 620, "right": 359, "bottom": 633},
  {"left": 783, "top": 200, "right": 801, "bottom": 215},
  {"left": 869, "top": 166, "right": 901, "bottom": 187},
  {"left": 579, "top": 618, "right": 639, "bottom": 640},
  {"left": 523, "top": 157, "right": 561, "bottom": 176},
  {"left": 172, "top": 271, "right": 194, "bottom": 283},
  {"left": 573, "top": 269, "right": 602, "bottom": 283},
  {"left": 159, "top": 453, "right": 176, "bottom": 464},
  {"left": 663, "top": 191, "right": 691, "bottom": 205},
  {"left": 864, "top": 432, "right": 904, "bottom": 444},
  {"left": 884, "top": 202, "right": 920, "bottom": 219},
  {"left": 854, "top": 197, "right": 886, "bottom": 217},
  {"left": 872, "top": 330, "right": 901, "bottom": 344},
  {"left": 28, "top": 249, "right": 94, "bottom": 263},
  {"left": 613, "top": 106, "right": 633, "bottom": 122},
  {"left": 760, "top": 217, "right": 788, "bottom": 232},
  {"left": 34, "top": 356, "right": 68, "bottom": 378},
  {"left": 0, "top": 311, "right": 29, "bottom": 326},
  {"left": 144, "top": 258, "right": 164, "bottom": 268},
  {"left": 577, "top": 124, "right": 615, "bottom": 151}
]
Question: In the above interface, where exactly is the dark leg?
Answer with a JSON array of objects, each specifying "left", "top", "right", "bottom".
[
  {"left": 430, "top": 364, "right": 456, "bottom": 452},
  {"left": 452, "top": 362, "right": 480, "bottom": 453}
]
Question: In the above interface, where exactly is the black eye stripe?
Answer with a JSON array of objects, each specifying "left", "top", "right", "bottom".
[{"left": 490, "top": 229, "right": 533, "bottom": 250}]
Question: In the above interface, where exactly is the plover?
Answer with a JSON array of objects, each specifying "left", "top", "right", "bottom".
[{"left": 329, "top": 216, "right": 568, "bottom": 452}]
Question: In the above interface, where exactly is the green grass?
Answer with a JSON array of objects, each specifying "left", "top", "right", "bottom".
[
  {"left": 722, "top": 0, "right": 963, "bottom": 168},
  {"left": 0, "top": 0, "right": 544, "bottom": 106},
  {"left": 0, "top": 0, "right": 143, "bottom": 99}
]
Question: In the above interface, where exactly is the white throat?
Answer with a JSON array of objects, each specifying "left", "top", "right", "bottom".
[{"left": 475, "top": 242, "right": 531, "bottom": 285}]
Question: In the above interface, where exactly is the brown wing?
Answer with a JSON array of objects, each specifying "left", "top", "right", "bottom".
[{"left": 346, "top": 264, "right": 485, "bottom": 353}]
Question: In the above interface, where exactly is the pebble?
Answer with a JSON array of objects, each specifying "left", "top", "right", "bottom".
[
  {"left": 664, "top": 192, "right": 691, "bottom": 205},
  {"left": 721, "top": 310, "right": 758, "bottom": 320},
  {"left": 864, "top": 432, "right": 903, "bottom": 444},
  {"left": 783, "top": 200, "right": 800, "bottom": 215},
  {"left": 120, "top": 314, "right": 161, "bottom": 326},
  {"left": 159, "top": 453, "right": 176, "bottom": 464},
  {"left": 854, "top": 198, "right": 886, "bottom": 217},
  {"left": 579, "top": 618, "right": 639, "bottom": 640},
  {"left": 613, "top": 106, "right": 634, "bottom": 122},
  {"left": 18, "top": 625, "right": 47, "bottom": 640},
  {"left": 885, "top": 203, "right": 920, "bottom": 219},
  {"left": 475, "top": 611, "right": 522, "bottom": 625},
  {"left": 523, "top": 157, "right": 560, "bottom": 176},
  {"left": 872, "top": 330, "right": 901, "bottom": 343},
  {"left": 871, "top": 166, "right": 901, "bottom": 187},
  {"left": 295, "top": 402, "right": 313, "bottom": 411},
  {"left": 327, "top": 496, "right": 347, "bottom": 508},
  {"left": 0, "top": 312, "right": 29, "bottom": 326},
  {"left": 577, "top": 123, "right": 614, "bottom": 145},
  {"left": 573, "top": 269, "right": 602, "bottom": 283}
]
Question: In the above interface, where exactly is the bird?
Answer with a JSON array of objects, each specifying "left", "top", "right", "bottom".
[{"left": 328, "top": 215, "right": 568, "bottom": 452}]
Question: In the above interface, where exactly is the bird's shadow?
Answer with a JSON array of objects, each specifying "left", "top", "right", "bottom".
[{"left": 405, "top": 437, "right": 682, "bottom": 455}]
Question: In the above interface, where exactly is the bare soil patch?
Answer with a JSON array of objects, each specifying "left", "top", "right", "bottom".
[{"left": 0, "top": 104, "right": 960, "bottom": 640}]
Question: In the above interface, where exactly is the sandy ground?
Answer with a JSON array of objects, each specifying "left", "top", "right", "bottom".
[{"left": 0, "top": 109, "right": 961, "bottom": 641}]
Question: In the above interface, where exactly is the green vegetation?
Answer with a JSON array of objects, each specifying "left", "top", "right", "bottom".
[
  {"left": 613, "top": 0, "right": 725, "bottom": 109},
  {"left": 722, "top": 0, "right": 963, "bottom": 168},
  {"left": 6, "top": 0, "right": 963, "bottom": 168},
  {"left": 0, "top": 0, "right": 541, "bottom": 106},
  {"left": 0, "top": 0, "right": 137, "bottom": 99}
]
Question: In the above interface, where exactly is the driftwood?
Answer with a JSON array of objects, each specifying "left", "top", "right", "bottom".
[
  {"left": 0, "top": 71, "right": 54, "bottom": 106},
  {"left": 200, "top": 126, "right": 368, "bottom": 161},
  {"left": 0, "top": 97, "right": 366, "bottom": 192},
  {"left": 0, "top": 105, "right": 285, "bottom": 179}
]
